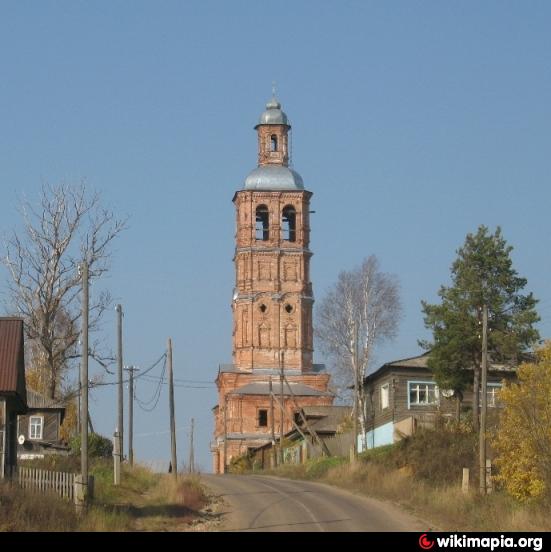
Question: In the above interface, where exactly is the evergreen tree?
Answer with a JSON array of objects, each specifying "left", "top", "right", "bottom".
[{"left": 420, "top": 226, "right": 540, "bottom": 428}]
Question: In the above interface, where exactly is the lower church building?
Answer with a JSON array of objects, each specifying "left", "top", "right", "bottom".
[{"left": 212, "top": 95, "right": 334, "bottom": 473}]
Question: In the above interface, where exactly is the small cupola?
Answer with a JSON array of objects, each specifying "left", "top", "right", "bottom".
[
  {"left": 255, "top": 96, "right": 290, "bottom": 128},
  {"left": 243, "top": 94, "right": 304, "bottom": 191}
]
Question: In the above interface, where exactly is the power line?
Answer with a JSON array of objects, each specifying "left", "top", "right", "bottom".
[
  {"left": 135, "top": 356, "right": 167, "bottom": 412},
  {"left": 89, "top": 352, "right": 167, "bottom": 388}
]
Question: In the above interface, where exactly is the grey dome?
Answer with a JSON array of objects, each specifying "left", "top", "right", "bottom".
[
  {"left": 244, "top": 165, "right": 304, "bottom": 190},
  {"left": 256, "top": 96, "right": 290, "bottom": 127}
]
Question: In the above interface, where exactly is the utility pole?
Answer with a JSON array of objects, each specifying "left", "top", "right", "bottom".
[
  {"left": 189, "top": 418, "right": 195, "bottom": 474},
  {"left": 80, "top": 260, "right": 89, "bottom": 503},
  {"left": 353, "top": 329, "right": 360, "bottom": 458},
  {"left": 269, "top": 377, "right": 276, "bottom": 466},
  {"left": 279, "top": 351, "right": 285, "bottom": 464},
  {"left": 479, "top": 304, "right": 488, "bottom": 495},
  {"left": 116, "top": 304, "right": 124, "bottom": 466},
  {"left": 223, "top": 394, "right": 228, "bottom": 473},
  {"left": 167, "top": 338, "right": 177, "bottom": 479},
  {"left": 126, "top": 366, "right": 138, "bottom": 467},
  {"left": 77, "top": 377, "right": 81, "bottom": 430}
]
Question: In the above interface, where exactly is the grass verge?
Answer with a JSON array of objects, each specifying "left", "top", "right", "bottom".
[
  {"left": 1, "top": 459, "right": 209, "bottom": 532},
  {"left": 262, "top": 437, "right": 551, "bottom": 532}
]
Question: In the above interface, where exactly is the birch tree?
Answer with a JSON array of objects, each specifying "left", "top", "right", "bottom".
[
  {"left": 2, "top": 182, "right": 127, "bottom": 399},
  {"left": 316, "top": 256, "right": 401, "bottom": 448}
]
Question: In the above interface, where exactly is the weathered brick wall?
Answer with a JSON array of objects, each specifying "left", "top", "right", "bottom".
[{"left": 212, "top": 107, "right": 335, "bottom": 473}]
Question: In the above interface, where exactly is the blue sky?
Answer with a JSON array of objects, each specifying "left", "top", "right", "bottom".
[{"left": 1, "top": 1, "right": 550, "bottom": 472}]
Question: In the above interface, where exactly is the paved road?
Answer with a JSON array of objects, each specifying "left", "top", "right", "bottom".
[{"left": 201, "top": 474, "right": 429, "bottom": 532}]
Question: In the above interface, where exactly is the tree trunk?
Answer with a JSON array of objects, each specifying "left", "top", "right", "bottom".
[
  {"left": 358, "top": 386, "right": 368, "bottom": 451},
  {"left": 473, "top": 364, "right": 480, "bottom": 433}
]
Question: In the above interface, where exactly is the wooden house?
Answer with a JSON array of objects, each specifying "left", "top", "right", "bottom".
[
  {"left": 17, "top": 389, "right": 68, "bottom": 460},
  {"left": 251, "top": 405, "right": 353, "bottom": 467},
  {"left": 360, "top": 352, "right": 518, "bottom": 451},
  {"left": 0, "top": 318, "right": 27, "bottom": 478}
]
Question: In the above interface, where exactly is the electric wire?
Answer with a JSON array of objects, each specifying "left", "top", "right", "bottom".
[{"left": 134, "top": 355, "right": 167, "bottom": 412}]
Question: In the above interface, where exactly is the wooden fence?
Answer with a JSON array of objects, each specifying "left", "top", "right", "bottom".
[
  {"left": 9, "top": 466, "right": 75, "bottom": 501},
  {"left": 304, "top": 431, "right": 355, "bottom": 461}
]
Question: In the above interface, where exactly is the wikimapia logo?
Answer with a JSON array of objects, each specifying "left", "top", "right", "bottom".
[{"left": 418, "top": 534, "right": 543, "bottom": 552}]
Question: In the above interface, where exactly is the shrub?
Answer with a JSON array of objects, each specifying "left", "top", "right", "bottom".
[
  {"left": 360, "top": 427, "right": 477, "bottom": 486},
  {"left": 493, "top": 341, "right": 551, "bottom": 502},
  {"left": 70, "top": 433, "right": 113, "bottom": 458},
  {"left": 228, "top": 453, "right": 253, "bottom": 474}
]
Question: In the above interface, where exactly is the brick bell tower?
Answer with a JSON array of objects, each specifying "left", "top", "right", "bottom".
[{"left": 212, "top": 95, "right": 333, "bottom": 474}]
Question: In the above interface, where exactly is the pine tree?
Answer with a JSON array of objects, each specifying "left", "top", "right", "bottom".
[{"left": 420, "top": 225, "right": 540, "bottom": 429}]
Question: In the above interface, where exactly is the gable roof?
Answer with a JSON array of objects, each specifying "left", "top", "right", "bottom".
[
  {"left": 385, "top": 352, "right": 431, "bottom": 369},
  {"left": 299, "top": 405, "right": 352, "bottom": 433},
  {"left": 0, "top": 317, "right": 27, "bottom": 409},
  {"left": 25, "top": 389, "right": 66, "bottom": 424},
  {"left": 26, "top": 389, "right": 66, "bottom": 409},
  {"left": 365, "top": 350, "right": 520, "bottom": 384}
]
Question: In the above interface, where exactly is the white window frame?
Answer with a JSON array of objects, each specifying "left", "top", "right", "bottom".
[
  {"left": 29, "top": 416, "right": 43, "bottom": 440},
  {"left": 408, "top": 381, "right": 439, "bottom": 408},
  {"left": 481, "top": 383, "right": 502, "bottom": 408},
  {"left": 380, "top": 383, "right": 390, "bottom": 410}
]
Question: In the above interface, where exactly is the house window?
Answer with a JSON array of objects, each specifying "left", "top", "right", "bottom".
[
  {"left": 258, "top": 409, "right": 268, "bottom": 427},
  {"left": 29, "top": 416, "right": 43, "bottom": 440},
  {"left": 380, "top": 383, "right": 390, "bottom": 410},
  {"left": 481, "top": 383, "right": 502, "bottom": 408},
  {"left": 408, "top": 382, "right": 439, "bottom": 407}
]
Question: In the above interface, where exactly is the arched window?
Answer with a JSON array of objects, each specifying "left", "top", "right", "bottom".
[
  {"left": 255, "top": 205, "right": 269, "bottom": 241},
  {"left": 282, "top": 205, "right": 296, "bottom": 242},
  {"left": 270, "top": 134, "right": 278, "bottom": 152}
]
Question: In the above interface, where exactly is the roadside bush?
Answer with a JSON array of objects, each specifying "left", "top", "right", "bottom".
[
  {"left": 70, "top": 433, "right": 113, "bottom": 458},
  {"left": 228, "top": 453, "right": 253, "bottom": 474},
  {"left": 493, "top": 341, "right": 551, "bottom": 502},
  {"left": 360, "top": 428, "right": 477, "bottom": 486}
]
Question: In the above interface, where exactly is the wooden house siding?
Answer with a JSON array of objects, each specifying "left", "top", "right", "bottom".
[
  {"left": 363, "top": 362, "right": 517, "bottom": 440},
  {"left": 0, "top": 398, "right": 5, "bottom": 477},
  {"left": 18, "top": 411, "right": 60, "bottom": 442}
]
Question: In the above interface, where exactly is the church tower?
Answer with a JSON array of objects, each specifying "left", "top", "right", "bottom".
[
  {"left": 233, "top": 96, "right": 313, "bottom": 372},
  {"left": 212, "top": 95, "right": 333, "bottom": 473}
]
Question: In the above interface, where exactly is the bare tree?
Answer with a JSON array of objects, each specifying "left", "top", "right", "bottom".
[
  {"left": 316, "top": 256, "right": 401, "bottom": 449},
  {"left": 2, "top": 182, "right": 127, "bottom": 399}
]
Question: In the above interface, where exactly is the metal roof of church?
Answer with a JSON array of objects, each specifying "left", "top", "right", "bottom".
[
  {"left": 255, "top": 96, "right": 290, "bottom": 127},
  {"left": 229, "top": 381, "right": 332, "bottom": 397},
  {"left": 244, "top": 165, "right": 304, "bottom": 190}
]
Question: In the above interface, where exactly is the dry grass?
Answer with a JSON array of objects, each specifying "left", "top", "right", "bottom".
[
  {"left": 1, "top": 460, "right": 209, "bottom": 532},
  {"left": 0, "top": 481, "right": 79, "bottom": 532},
  {"left": 329, "top": 462, "right": 551, "bottom": 531},
  {"left": 266, "top": 433, "right": 551, "bottom": 531},
  {"left": 131, "top": 475, "right": 209, "bottom": 531}
]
